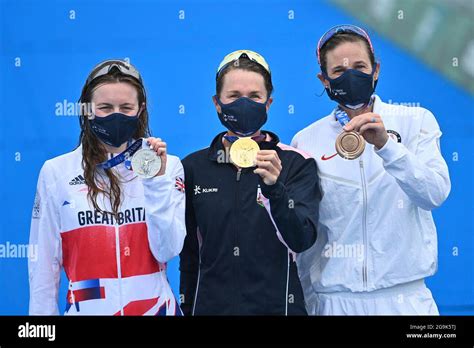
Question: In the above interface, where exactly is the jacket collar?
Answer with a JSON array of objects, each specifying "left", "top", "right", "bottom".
[
  {"left": 330, "top": 94, "right": 383, "bottom": 128},
  {"left": 207, "top": 130, "right": 281, "bottom": 162}
]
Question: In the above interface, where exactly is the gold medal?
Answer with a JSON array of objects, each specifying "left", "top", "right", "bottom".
[
  {"left": 229, "top": 137, "right": 260, "bottom": 168},
  {"left": 335, "top": 131, "right": 365, "bottom": 160}
]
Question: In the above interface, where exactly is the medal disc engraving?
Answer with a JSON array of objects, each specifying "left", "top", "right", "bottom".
[
  {"left": 335, "top": 131, "right": 365, "bottom": 160},
  {"left": 131, "top": 149, "right": 162, "bottom": 178},
  {"left": 229, "top": 137, "right": 260, "bottom": 168}
]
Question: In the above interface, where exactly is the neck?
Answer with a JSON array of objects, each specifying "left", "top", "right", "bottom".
[
  {"left": 103, "top": 142, "right": 128, "bottom": 154},
  {"left": 223, "top": 130, "right": 261, "bottom": 147},
  {"left": 342, "top": 103, "right": 373, "bottom": 119}
]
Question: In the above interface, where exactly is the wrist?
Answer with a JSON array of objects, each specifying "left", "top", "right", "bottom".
[{"left": 375, "top": 133, "right": 389, "bottom": 150}]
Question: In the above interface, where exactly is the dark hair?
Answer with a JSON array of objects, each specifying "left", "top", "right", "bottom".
[
  {"left": 216, "top": 58, "right": 273, "bottom": 98},
  {"left": 319, "top": 32, "right": 375, "bottom": 72},
  {"left": 78, "top": 67, "right": 151, "bottom": 217}
]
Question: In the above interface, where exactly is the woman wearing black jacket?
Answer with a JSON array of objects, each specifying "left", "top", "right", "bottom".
[{"left": 179, "top": 50, "right": 320, "bottom": 315}]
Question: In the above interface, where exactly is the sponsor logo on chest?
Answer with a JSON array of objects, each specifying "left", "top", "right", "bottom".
[{"left": 194, "top": 185, "right": 219, "bottom": 195}]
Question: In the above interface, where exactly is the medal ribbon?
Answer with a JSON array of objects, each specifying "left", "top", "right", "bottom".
[
  {"left": 224, "top": 134, "right": 267, "bottom": 144},
  {"left": 334, "top": 107, "right": 350, "bottom": 127},
  {"left": 97, "top": 138, "right": 144, "bottom": 170},
  {"left": 334, "top": 96, "right": 375, "bottom": 127}
]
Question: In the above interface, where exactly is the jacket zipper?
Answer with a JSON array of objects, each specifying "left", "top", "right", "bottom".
[
  {"left": 115, "top": 223, "right": 124, "bottom": 315},
  {"left": 359, "top": 159, "right": 368, "bottom": 291},
  {"left": 284, "top": 252, "right": 290, "bottom": 316},
  {"left": 234, "top": 168, "right": 242, "bottom": 313},
  {"left": 191, "top": 243, "right": 201, "bottom": 316}
]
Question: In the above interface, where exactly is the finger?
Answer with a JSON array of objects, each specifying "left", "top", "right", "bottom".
[
  {"left": 253, "top": 168, "right": 277, "bottom": 184},
  {"left": 255, "top": 160, "right": 273, "bottom": 170},
  {"left": 256, "top": 153, "right": 280, "bottom": 164},
  {"left": 253, "top": 167, "right": 272, "bottom": 178},
  {"left": 152, "top": 142, "right": 166, "bottom": 152},
  {"left": 359, "top": 123, "right": 384, "bottom": 135},
  {"left": 345, "top": 114, "right": 380, "bottom": 132},
  {"left": 256, "top": 157, "right": 282, "bottom": 173},
  {"left": 147, "top": 137, "right": 162, "bottom": 148},
  {"left": 256, "top": 160, "right": 280, "bottom": 176},
  {"left": 256, "top": 152, "right": 281, "bottom": 167},
  {"left": 156, "top": 147, "right": 167, "bottom": 156},
  {"left": 257, "top": 150, "right": 276, "bottom": 156},
  {"left": 345, "top": 115, "right": 369, "bottom": 132}
]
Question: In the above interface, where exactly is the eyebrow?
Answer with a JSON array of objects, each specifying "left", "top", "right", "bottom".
[
  {"left": 226, "top": 90, "right": 263, "bottom": 95},
  {"left": 331, "top": 61, "right": 368, "bottom": 70},
  {"left": 96, "top": 102, "right": 136, "bottom": 106}
]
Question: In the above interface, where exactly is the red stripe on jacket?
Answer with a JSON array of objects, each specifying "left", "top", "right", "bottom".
[{"left": 61, "top": 222, "right": 162, "bottom": 282}]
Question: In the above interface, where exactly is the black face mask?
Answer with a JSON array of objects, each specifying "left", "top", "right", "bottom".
[
  {"left": 216, "top": 96, "right": 268, "bottom": 137},
  {"left": 90, "top": 112, "right": 140, "bottom": 148},
  {"left": 323, "top": 68, "right": 378, "bottom": 110}
]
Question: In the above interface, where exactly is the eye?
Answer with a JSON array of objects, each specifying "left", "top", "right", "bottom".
[{"left": 248, "top": 93, "right": 262, "bottom": 99}]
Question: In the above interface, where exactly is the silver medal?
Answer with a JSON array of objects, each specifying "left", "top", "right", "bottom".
[{"left": 131, "top": 148, "right": 162, "bottom": 179}]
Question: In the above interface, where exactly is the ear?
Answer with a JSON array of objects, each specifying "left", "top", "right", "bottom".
[
  {"left": 212, "top": 95, "right": 221, "bottom": 113},
  {"left": 373, "top": 62, "right": 381, "bottom": 81},
  {"left": 265, "top": 97, "right": 273, "bottom": 112},
  {"left": 317, "top": 72, "right": 330, "bottom": 90}
]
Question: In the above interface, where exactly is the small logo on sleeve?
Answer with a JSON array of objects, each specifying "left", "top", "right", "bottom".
[
  {"left": 69, "top": 175, "right": 86, "bottom": 185},
  {"left": 32, "top": 191, "right": 41, "bottom": 219},
  {"left": 175, "top": 177, "right": 185, "bottom": 193},
  {"left": 387, "top": 130, "right": 402, "bottom": 143}
]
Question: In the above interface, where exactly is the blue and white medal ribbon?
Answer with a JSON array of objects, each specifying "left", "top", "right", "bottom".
[
  {"left": 334, "top": 107, "right": 351, "bottom": 127},
  {"left": 334, "top": 108, "right": 366, "bottom": 160},
  {"left": 97, "top": 139, "right": 144, "bottom": 170}
]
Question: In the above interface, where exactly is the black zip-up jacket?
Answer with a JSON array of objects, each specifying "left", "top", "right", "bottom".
[{"left": 179, "top": 131, "right": 320, "bottom": 315}]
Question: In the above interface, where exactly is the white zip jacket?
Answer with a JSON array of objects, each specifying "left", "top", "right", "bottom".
[
  {"left": 29, "top": 145, "right": 186, "bottom": 315},
  {"left": 291, "top": 95, "right": 450, "bottom": 300}
]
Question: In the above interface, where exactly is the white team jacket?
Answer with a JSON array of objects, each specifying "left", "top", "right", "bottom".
[
  {"left": 291, "top": 95, "right": 451, "bottom": 301},
  {"left": 29, "top": 145, "right": 186, "bottom": 315}
]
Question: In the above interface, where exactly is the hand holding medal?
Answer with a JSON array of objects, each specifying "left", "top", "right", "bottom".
[
  {"left": 335, "top": 108, "right": 366, "bottom": 160},
  {"left": 132, "top": 137, "right": 167, "bottom": 178},
  {"left": 335, "top": 130, "right": 366, "bottom": 160},
  {"left": 253, "top": 149, "right": 282, "bottom": 185},
  {"left": 343, "top": 112, "right": 389, "bottom": 151},
  {"left": 228, "top": 136, "right": 281, "bottom": 185},
  {"left": 97, "top": 137, "right": 166, "bottom": 178}
]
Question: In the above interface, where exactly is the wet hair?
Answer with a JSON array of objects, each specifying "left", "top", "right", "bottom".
[{"left": 78, "top": 67, "right": 150, "bottom": 217}]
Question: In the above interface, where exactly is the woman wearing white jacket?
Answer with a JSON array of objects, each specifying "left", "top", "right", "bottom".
[
  {"left": 292, "top": 25, "right": 450, "bottom": 315},
  {"left": 29, "top": 60, "right": 186, "bottom": 315}
]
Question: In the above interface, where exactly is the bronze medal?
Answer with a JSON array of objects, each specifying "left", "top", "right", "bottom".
[{"left": 335, "top": 131, "right": 365, "bottom": 160}]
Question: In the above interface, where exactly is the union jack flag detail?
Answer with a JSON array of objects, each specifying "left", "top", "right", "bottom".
[{"left": 175, "top": 177, "right": 185, "bottom": 193}]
